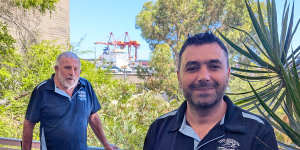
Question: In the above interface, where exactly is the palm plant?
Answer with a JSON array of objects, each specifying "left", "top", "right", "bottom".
[{"left": 218, "top": 0, "right": 300, "bottom": 148}]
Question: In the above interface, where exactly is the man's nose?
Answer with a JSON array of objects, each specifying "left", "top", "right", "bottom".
[
  {"left": 69, "top": 68, "right": 75, "bottom": 76},
  {"left": 196, "top": 66, "right": 210, "bottom": 81}
]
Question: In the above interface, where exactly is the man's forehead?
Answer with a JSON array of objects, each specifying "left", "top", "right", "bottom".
[
  {"left": 181, "top": 43, "right": 225, "bottom": 63},
  {"left": 59, "top": 57, "right": 80, "bottom": 65}
]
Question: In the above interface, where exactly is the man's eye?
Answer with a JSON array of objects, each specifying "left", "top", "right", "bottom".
[
  {"left": 209, "top": 64, "right": 220, "bottom": 70},
  {"left": 186, "top": 66, "right": 199, "bottom": 72}
]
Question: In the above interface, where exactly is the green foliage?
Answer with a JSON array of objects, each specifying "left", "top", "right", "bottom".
[
  {"left": 219, "top": 0, "right": 300, "bottom": 147},
  {"left": 0, "top": 40, "right": 63, "bottom": 140},
  {"left": 88, "top": 90, "right": 181, "bottom": 150},
  {"left": 0, "top": 22, "right": 15, "bottom": 52},
  {"left": 142, "top": 44, "right": 178, "bottom": 97},
  {"left": 136, "top": 0, "right": 256, "bottom": 65},
  {"left": 13, "top": 0, "right": 59, "bottom": 13},
  {"left": 0, "top": 22, "right": 22, "bottom": 100},
  {"left": 80, "top": 60, "right": 112, "bottom": 87},
  {"left": 21, "top": 41, "right": 62, "bottom": 91}
]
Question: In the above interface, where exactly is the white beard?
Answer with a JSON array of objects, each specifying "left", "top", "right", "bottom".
[{"left": 57, "top": 72, "right": 79, "bottom": 90}]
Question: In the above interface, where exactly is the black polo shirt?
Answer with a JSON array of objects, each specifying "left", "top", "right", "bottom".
[
  {"left": 25, "top": 75, "right": 101, "bottom": 150},
  {"left": 143, "top": 96, "right": 278, "bottom": 150}
]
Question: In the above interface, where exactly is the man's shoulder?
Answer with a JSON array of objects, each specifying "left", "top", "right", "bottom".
[
  {"left": 157, "top": 109, "right": 178, "bottom": 120},
  {"left": 150, "top": 109, "right": 178, "bottom": 129},
  {"left": 79, "top": 77, "right": 90, "bottom": 86},
  {"left": 35, "top": 79, "right": 52, "bottom": 91}
]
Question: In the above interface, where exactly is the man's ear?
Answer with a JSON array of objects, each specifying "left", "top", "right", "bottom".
[
  {"left": 54, "top": 65, "right": 58, "bottom": 72},
  {"left": 227, "top": 66, "right": 231, "bottom": 80}
]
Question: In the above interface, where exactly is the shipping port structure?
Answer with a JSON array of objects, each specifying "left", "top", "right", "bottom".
[{"left": 94, "top": 32, "right": 142, "bottom": 72}]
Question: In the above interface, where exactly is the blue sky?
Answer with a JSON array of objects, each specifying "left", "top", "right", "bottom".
[
  {"left": 70, "top": 0, "right": 300, "bottom": 60},
  {"left": 70, "top": 0, "right": 151, "bottom": 60}
]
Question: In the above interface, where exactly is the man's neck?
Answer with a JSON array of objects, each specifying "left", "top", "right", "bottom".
[
  {"left": 185, "top": 99, "right": 227, "bottom": 139},
  {"left": 54, "top": 75, "right": 75, "bottom": 97}
]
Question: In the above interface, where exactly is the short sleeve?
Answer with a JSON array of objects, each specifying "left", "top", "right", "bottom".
[
  {"left": 25, "top": 87, "right": 42, "bottom": 123},
  {"left": 88, "top": 82, "right": 101, "bottom": 114}
]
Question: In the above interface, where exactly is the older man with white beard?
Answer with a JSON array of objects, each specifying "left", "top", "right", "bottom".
[{"left": 22, "top": 52, "right": 118, "bottom": 150}]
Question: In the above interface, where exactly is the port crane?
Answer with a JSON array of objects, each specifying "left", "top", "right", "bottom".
[{"left": 94, "top": 32, "right": 140, "bottom": 61}]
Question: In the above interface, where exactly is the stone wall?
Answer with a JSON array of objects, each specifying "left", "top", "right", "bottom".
[{"left": 0, "top": 0, "right": 70, "bottom": 50}]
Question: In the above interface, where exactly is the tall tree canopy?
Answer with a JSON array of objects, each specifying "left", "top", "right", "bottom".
[{"left": 136, "top": 0, "right": 256, "bottom": 65}]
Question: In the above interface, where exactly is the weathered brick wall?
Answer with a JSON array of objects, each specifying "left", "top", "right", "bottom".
[
  {"left": 38, "top": 0, "right": 70, "bottom": 48},
  {"left": 0, "top": 0, "right": 70, "bottom": 50}
]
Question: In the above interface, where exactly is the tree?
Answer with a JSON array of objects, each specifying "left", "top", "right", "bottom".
[
  {"left": 219, "top": 0, "right": 300, "bottom": 147},
  {"left": 0, "top": 21, "right": 21, "bottom": 101},
  {"left": 136, "top": 0, "right": 256, "bottom": 65},
  {"left": 12, "top": 0, "right": 59, "bottom": 13},
  {"left": 144, "top": 44, "right": 178, "bottom": 98}
]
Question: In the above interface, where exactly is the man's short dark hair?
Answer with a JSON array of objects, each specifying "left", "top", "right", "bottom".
[{"left": 178, "top": 32, "right": 229, "bottom": 70}]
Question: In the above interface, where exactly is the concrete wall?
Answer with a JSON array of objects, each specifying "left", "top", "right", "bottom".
[{"left": 0, "top": 0, "right": 70, "bottom": 50}]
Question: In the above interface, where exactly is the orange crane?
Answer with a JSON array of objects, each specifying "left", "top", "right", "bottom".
[{"left": 94, "top": 32, "right": 140, "bottom": 61}]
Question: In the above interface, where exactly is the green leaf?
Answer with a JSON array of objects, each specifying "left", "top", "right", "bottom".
[
  {"left": 235, "top": 62, "right": 271, "bottom": 70},
  {"left": 230, "top": 26, "right": 268, "bottom": 59},
  {"left": 243, "top": 43, "right": 276, "bottom": 71},
  {"left": 279, "top": 3, "right": 289, "bottom": 64},
  {"left": 231, "top": 67, "right": 271, "bottom": 73},
  {"left": 283, "top": 2, "right": 294, "bottom": 63},
  {"left": 291, "top": 18, "right": 300, "bottom": 38},
  {"left": 247, "top": 0, "right": 274, "bottom": 61},
  {"left": 270, "top": 0, "right": 280, "bottom": 60},
  {"left": 287, "top": 45, "right": 300, "bottom": 62},
  {"left": 235, "top": 82, "right": 280, "bottom": 105},
  {"left": 271, "top": 89, "right": 285, "bottom": 112},
  {"left": 240, "top": 84, "right": 282, "bottom": 110},
  {"left": 281, "top": 63, "right": 300, "bottom": 117},
  {"left": 231, "top": 72, "right": 275, "bottom": 80},
  {"left": 217, "top": 30, "right": 253, "bottom": 59},
  {"left": 249, "top": 82, "right": 300, "bottom": 146},
  {"left": 256, "top": 0, "right": 269, "bottom": 40}
]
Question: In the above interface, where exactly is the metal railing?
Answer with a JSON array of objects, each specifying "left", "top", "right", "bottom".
[{"left": 0, "top": 137, "right": 105, "bottom": 150}]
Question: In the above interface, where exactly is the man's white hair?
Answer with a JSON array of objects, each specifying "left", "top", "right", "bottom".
[{"left": 55, "top": 51, "right": 81, "bottom": 67}]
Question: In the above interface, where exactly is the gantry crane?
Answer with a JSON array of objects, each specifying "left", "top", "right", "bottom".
[{"left": 94, "top": 32, "right": 140, "bottom": 61}]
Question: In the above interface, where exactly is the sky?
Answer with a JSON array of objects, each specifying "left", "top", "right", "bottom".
[
  {"left": 70, "top": 0, "right": 300, "bottom": 60},
  {"left": 70, "top": 0, "right": 152, "bottom": 60}
]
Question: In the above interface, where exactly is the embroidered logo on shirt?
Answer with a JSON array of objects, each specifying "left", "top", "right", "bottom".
[
  {"left": 78, "top": 91, "right": 87, "bottom": 101},
  {"left": 217, "top": 138, "right": 240, "bottom": 150}
]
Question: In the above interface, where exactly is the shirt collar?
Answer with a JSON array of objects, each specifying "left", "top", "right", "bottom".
[
  {"left": 179, "top": 115, "right": 201, "bottom": 141},
  {"left": 169, "top": 95, "right": 247, "bottom": 134},
  {"left": 45, "top": 74, "right": 86, "bottom": 90},
  {"left": 170, "top": 100, "right": 187, "bottom": 132},
  {"left": 222, "top": 95, "right": 247, "bottom": 134}
]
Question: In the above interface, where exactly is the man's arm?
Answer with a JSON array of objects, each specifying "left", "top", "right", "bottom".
[
  {"left": 22, "top": 119, "right": 36, "bottom": 150},
  {"left": 89, "top": 112, "right": 118, "bottom": 150}
]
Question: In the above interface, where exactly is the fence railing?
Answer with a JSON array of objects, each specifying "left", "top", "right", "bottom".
[{"left": 0, "top": 137, "right": 105, "bottom": 150}]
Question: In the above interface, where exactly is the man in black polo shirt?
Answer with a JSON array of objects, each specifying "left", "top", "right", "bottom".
[
  {"left": 22, "top": 52, "right": 118, "bottom": 150},
  {"left": 143, "top": 32, "right": 278, "bottom": 150}
]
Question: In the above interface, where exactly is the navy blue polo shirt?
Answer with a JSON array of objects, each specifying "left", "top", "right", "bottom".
[
  {"left": 25, "top": 75, "right": 101, "bottom": 150},
  {"left": 144, "top": 96, "right": 278, "bottom": 150}
]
